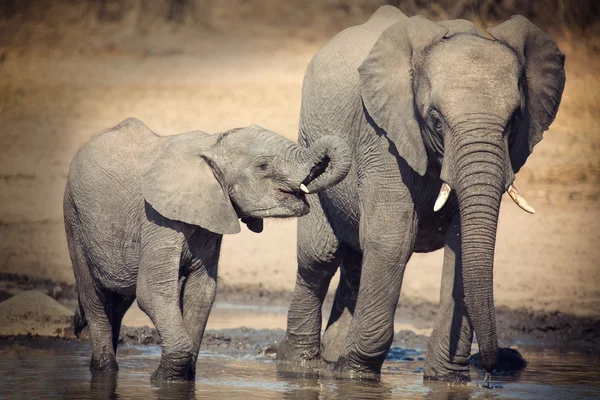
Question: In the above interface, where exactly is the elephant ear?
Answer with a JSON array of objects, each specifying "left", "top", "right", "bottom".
[
  {"left": 488, "top": 15, "right": 566, "bottom": 173},
  {"left": 358, "top": 16, "right": 448, "bottom": 176},
  {"left": 142, "top": 132, "right": 241, "bottom": 235}
]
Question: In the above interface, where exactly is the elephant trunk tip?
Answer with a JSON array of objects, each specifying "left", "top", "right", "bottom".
[
  {"left": 479, "top": 347, "right": 498, "bottom": 373},
  {"left": 300, "top": 135, "right": 351, "bottom": 193}
]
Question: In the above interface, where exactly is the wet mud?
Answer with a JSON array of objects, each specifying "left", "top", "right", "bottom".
[
  {"left": 1, "top": 272, "right": 598, "bottom": 353},
  {"left": 1, "top": 275, "right": 599, "bottom": 399}
]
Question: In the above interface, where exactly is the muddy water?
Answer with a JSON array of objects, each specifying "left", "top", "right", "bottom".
[{"left": 1, "top": 340, "right": 598, "bottom": 399}]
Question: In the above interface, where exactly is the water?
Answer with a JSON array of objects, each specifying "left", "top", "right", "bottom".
[{"left": 0, "top": 340, "right": 598, "bottom": 399}]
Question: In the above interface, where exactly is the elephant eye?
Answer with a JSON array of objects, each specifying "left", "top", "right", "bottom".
[
  {"left": 431, "top": 113, "right": 443, "bottom": 133},
  {"left": 256, "top": 162, "right": 269, "bottom": 171}
]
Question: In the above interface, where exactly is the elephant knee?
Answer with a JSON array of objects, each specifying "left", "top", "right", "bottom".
[{"left": 135, "top": 288, "right": 153, "bottom": 315}]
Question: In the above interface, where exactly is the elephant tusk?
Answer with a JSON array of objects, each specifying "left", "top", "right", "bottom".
[
  {"left": 433, "top": 183, "right": 451, "bottom": 212},
  {"left": 507, "top": 184, "right": 535, "bottom": 214},
  {"left": 299, "top": 183, "right": 310, "bottom": 194}
]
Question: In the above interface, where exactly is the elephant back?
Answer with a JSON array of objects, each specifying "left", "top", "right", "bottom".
[{"left": 299, "top": 6, "right": 406, "bottom": 147}]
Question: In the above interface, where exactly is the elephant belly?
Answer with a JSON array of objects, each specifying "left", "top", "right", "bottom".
[
  {"left": 87, "top": 237, "right": 141, "bottom": 296},
  {"left": 77, "top": 206, "right": 142, "bottom": 296},
  {"left": 414, "top": 214, "right": 450, "bottom": 253}
]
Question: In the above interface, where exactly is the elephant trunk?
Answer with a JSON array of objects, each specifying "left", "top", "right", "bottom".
[
  {"left": 453, "top": 133, "right": 506, "bottom": 373},
  {"left": 294, "top": 135, "right": 352, "bottom": 193}
]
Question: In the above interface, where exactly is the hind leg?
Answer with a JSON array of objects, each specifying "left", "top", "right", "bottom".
[
  {"left": 277, "top": 194, "right": 341, "bottom": 364},
  {"left": 69, "top": 243, "right": 119, "bottom": 371},
  {"left": 321, "top": 248, "right": 362, "bottom": 363},
  {"left": 65, "top": 209, "right": 123, "bottom": 372}
]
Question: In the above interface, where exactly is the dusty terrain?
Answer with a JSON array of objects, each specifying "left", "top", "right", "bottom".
[{"left": 0, "top": 3, "right": 599, "bottom": 349}]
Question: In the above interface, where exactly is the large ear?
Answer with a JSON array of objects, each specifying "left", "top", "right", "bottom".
[
  {"left": 488, "top": 15, "right": 566, "bottom": 173},
  {"left": 142, "top": 132, "right": 241, "bottom": 235},
  {"left": 358, "top": 16, "right": 448, "bottom": 176}
]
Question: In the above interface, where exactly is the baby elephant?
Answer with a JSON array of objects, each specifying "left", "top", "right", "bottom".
[{"left": 64, "top": 118, "right": 350, "bottom": 381}]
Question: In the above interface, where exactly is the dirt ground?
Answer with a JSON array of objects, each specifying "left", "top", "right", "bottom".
[{"left": 0, "top": 5, "right": 599, "bottom": 347}]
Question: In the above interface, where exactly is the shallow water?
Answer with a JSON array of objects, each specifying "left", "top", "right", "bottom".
[{"left": 0, "top": 340, "right": 598, "bottom": 399}]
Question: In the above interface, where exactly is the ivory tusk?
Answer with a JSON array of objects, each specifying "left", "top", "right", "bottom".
[
  {"left": 434, "top": 183, "right": 452, "bottom": 212},
  {"left": 507, "top": 184, "right": 535, "bottom": 214},
  {"left": 299, "top": 183, "right": 310, "bottom": 194}
]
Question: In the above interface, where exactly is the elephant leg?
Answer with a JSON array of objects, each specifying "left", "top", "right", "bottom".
[
  {"left": 277, "top": 194, "right": 341, "bottom": 364},
  {"left": 321, "top": 249, "right": 362, "bottom": 363},
  {"left": 137, "top": 235, "right": 195, "bottom": 381},
  {"left": 68, "top": 235, "right": 119, "bottom": 372},
  {"left": 424, "top": 212, "right": 473, "bottom": 382},
  {"left": 334, "top": 199, "right": 417, "bottom": 378},
  {"left": 179, "top": 258, "right": 218, "bottom": 380}
]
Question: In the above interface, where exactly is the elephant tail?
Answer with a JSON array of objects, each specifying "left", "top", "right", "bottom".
[{"left": 73, "top": 296, "right": 88, "bottom": 338}]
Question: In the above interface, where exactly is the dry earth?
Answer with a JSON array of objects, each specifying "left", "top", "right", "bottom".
[{"left": 0, "top": 13, "right": 598, "bottom": 338}]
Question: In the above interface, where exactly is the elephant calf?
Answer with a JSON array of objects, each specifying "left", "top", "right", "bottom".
[{"left": 64, "top": 118, "right": 350, "bottom": 381}]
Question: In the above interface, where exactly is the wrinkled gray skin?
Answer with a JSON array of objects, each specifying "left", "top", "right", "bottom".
[
  {"left": 276, "top": 6, "right": 564, "bottom": 381},
  {"left": 64, "top": 118, "right": 351, "bottom": 381}
]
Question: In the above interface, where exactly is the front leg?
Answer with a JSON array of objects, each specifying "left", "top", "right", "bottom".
[
  {"left": 334, "top": 193, "right": 417, "bottom": 378},
  {"left": 137, "top": 224, "right": 195, "bottom": 381},
  {"left": 424, "top": 212, "right": 473, "bottom": 382},
  {"left": 277, "top": 193, "right": 341, "bottom": 365},
  {"left": 179, "top": 234, "right": 221, "bottom": 380}
]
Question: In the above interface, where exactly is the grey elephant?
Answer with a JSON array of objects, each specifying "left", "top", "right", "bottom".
[
  {"left": 276, "top": 6, "right": 564, "bottom": 381},
  {"left": 64, "top": 118, "right": 351, "bottom": 381}
]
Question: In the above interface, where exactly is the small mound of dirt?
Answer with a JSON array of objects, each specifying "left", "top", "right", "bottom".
[{"left": 0, "top": 290, "right": 74, "bottom": 338}]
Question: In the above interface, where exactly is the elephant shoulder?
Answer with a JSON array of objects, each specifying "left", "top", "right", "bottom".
[
  {"left": 81, "top": 118, "right": 157, "bottom": 157},
  {"left": 302, "top": 6, "right": 406, "bottom": 128},
  {"left": 68, "top": 118, "right": 158, "bottom": 190},
  {"left": 309, "top": 5, "right": 406, "bottom": 79},
  {"left": 438, "top": 19, "right": 484, "bottom": 38}
]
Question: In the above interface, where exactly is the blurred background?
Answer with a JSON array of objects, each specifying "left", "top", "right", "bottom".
[{"left": 0, "top": 1, "right": 598, "bottom": 330}]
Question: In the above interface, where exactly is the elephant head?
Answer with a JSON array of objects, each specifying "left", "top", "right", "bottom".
[
  {"left": 142, "top": 125, "right": 351, "bottom": 235},
  {"left": 359, "top": 15, "right": 565, "bottom": 371}
]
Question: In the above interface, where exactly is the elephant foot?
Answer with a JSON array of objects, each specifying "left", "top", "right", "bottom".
[
  {"left": 276, "top": 335, "right": 324, "bottom": 367},
  {"left": 90, "top": 353, "right": 118, "bottom": 373},
  {"left": 423, "top": 361, "right": 471, "bottom": 383},
  {"left": 151, "top": 363, "right": 193, "bottom": 382},
  {"left": 151, "top": 350, "right": 195, "bottom": 382},
  {"left": 333, "top": 355, "right": 381, "bottom": 380}
]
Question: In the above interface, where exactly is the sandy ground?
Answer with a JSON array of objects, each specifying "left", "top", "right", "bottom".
[{"left": 0, "top": 18, "right": 599, "bottom": 335}]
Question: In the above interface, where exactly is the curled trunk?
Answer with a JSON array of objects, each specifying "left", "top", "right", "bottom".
[
  {"left": 294, "top": 135, "right": 352, "bottom": 193},
  {"left": 454, "top": 135, "right": 506, "bottom": 372}
]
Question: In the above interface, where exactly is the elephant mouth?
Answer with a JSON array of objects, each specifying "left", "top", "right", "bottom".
[{"left": 279, "top": 188, "right": 309, "bottom": 208}]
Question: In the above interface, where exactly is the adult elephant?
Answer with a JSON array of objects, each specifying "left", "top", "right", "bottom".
[{"left": 277, "top": 6, "right": 565, "bottom": 381}]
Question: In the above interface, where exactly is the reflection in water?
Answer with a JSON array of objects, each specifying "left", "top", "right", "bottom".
[
  {"left": 90, "top": 372, "right": 119, "bottom": 399},
  {"left": 153, "top": 380, "right": 197, "bottom": 400},
  {"left": 0, "top": 341, "right": 599, "bottom": 399},
  {"left": 423, "top": 381, "right": 475, "bottom": 400},
  {"left": 276, "top": 363, "right": 395, "bottom": 400}
]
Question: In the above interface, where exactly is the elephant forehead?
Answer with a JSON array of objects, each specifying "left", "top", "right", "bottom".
[
  {"left": 424, "top": 37, "right": 521, "bottom": 111},
  {"left": 220, "top": 132, "right": 284, "bottom": 161}
]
